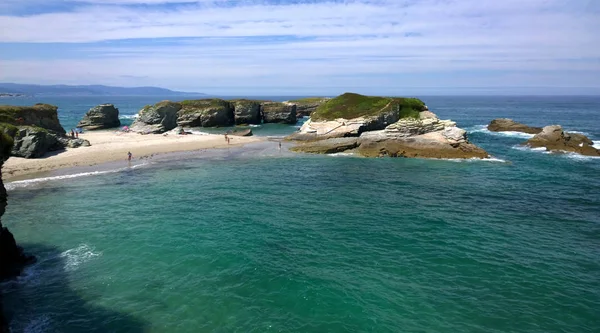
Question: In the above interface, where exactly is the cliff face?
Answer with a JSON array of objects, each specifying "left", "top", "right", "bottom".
[
  {"left": 0, "top": 104, "right": 65, "bottom": 134},
  {"left": 0, "top": 131, "right": 35, "bottom": 332}
]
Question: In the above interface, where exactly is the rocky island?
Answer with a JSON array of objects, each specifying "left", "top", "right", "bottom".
[
  {"left": 77, "top": 104, "right": 121, "bottom": 130},
  {"left": 488, "top": 118, "right": 600, "bottom": 156},
  {"left": 0, "top": 104, "right": 90, "bottom": 158},
  {"left": 286, "top": 93, "right": 488, "bottom": 159}
]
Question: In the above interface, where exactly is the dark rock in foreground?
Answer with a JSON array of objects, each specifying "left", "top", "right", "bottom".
[
  {"left": 524, "top": 125, "right": 600, "bottom": 156},
  {"left": 488, "top": 118, "right": 542, "bottom": 134},
  {"left": 11, "top": 126, "right": 62, "bottom": 158},
  {"left": 77, "top": 104, "right": 121, "bottom": 130}
]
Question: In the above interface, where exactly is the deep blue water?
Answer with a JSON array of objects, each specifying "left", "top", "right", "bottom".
[{"left": 1, "top": 95, "right": 600, "bottom": 333}]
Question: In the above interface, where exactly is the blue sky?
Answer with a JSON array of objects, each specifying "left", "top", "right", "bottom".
[{"left": 0, "top": 0, "right": 599, "bottom": 95}]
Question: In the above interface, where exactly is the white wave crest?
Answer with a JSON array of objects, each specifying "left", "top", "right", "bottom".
[
  {"left": 119, "top": 114, "right": 138, "bottom": 119},
  {"left": 328, "top": 152, "right": 356, "bottom": 157},
  {"left": 185, "top": 129, "right": 211, "bottom": 135},
  {"left": 513, "top": 145, "right": 600, "bottom": 160},
  {"left": 24, "top": 314, "right": 51, "bottom": 333},
  {"left": 512, "top": 145, "right": 547, "bottom": 152},
  {"left": 468, "top": 125, "right": 534, "bottom": 139},
  {"left": 60, "top": 244, "right": 101, "bottom": 272},
  {"left": 5, "top": 163, "right": 147, "bottom": 191},
  {"left": 444, "top": 156, "right": 508, "bottom": 163},
  {"left": 248, "top": 124, "right": 262, "bottom": 128},
  {"left": 593, "top": 141, "right": 600, "bottom": 150}
]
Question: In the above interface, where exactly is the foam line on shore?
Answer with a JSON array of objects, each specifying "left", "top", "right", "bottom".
[{"left": 5, "top": 163, "right": 148, "bottom": 190}]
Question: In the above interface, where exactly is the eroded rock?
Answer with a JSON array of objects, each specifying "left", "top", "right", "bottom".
[
  {"left": 524, "top": 125, "right": 600, "bottom": 156},
  {"left": 488, "top": 118, "right": 542, "bottom": 134},
  {"left": 77, "top": 104, "right": 121, "bottom": 130}
]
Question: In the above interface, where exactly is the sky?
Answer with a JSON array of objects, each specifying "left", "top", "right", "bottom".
[{"left": 0, "top": 0, "right": 599, "bottom": 95}]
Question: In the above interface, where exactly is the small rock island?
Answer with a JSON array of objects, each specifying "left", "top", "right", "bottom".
[
  {"left": 77, "top": 104, "right": 121, "bottom": 130},
  {"left": 488, "top": 118, "right": 599, "bottom": 157},
  {"left": 286, "top": 93, "right": 488, "bottom": 159}
]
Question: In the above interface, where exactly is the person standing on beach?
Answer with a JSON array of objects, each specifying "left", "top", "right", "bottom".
[
  {"left": 127, "top": 151, "right": 133, "bottom": 161},
  {"left": 224, "top": 133, "right": 228, "bottom": 142},
  {"left": 75, "top": 131, "right": 79, "bottom": 139},
  {"left": 278, "top": 141, "right": 282, "bottom": 151},
  {"left": 70, "top": 129, "right": 75, "bottom": 138}
]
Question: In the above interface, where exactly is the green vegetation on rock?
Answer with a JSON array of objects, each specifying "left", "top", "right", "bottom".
[
  {"left": 288, "top": 97, "right": 330, "bottom": 104},
  {"left": 310, "top": 93, "right": 425, "bottom": 121}
]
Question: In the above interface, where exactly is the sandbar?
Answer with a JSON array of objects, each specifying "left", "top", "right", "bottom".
[{"left": 3, "top": 130, "right": 262, "bottom": 181}]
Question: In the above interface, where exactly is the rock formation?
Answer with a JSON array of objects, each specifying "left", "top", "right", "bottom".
[
  {"left": 232, "top": 100, "right": 261, "bottom": 125},
  {"left": 0, "top": 104, "right": 88, "bottom": 159},
  {"left": 77, "top": 104, "right": 121, "bottom": 130},
  {"left": 488, "top": 118, "right": 542, "bottom": 134},
  {"left": 287, "top": 98, "right": 330, "bottom": 118},
  {"left": 287, "top": 93, "right": 488, "bottom": 159},
  {"left": 177, "top": 99, "right": 234, "bottom": 128},
  {"left": 0, "top": 131, "right": 36, "bottom": 332},
  {"left": 261, "top": 102, "right": 297, "bottom": 124},
  {"left": 524, "top": 125, "right": 600, "bottom": 156},
  {"left": 228, "top": 128, "right": 253, "bottom": 137},
  {"left": 131, "top": 101, "right": 181, "bottom": 134}
]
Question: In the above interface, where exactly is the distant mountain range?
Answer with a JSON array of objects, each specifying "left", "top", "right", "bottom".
[{"left": 0, "top": 83, "right": 204, "bottom": 97}]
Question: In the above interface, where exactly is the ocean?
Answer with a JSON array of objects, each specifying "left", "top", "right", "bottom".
[{"left": 1, "top": 95, "right": 600, "bottom": 332}]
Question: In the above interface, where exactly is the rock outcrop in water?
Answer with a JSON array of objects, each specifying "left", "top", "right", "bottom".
[
  {"left": 131, "top": 101, "right": 181, "bottom": 134},
  {"left": 0, "top": 131, "right": 36, "bottom": 331},
  {"left": 77, "top": 104, "right": 121, "bottom": 130},
  {"left": 287, "top": 93, "right": 488, "bottom": 159},
  {"left": 524, "top": 125, "right": 600, "bottom": 156},
  {"left": 488, "top": 118, "right": 542, "bottom": 134},
  {"left": 0, "top": 104, "right": 89, "bottom": 158},
  {"left": 261, "top": 102, "right": 297, "bottom": 124}
]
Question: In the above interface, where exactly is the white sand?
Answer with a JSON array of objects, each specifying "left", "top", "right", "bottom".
[{"left": 3, "top": 130, "right": 262, "bottom": 180}]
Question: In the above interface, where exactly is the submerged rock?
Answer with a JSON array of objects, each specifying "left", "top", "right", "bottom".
[
  {"left": 232, "top": 100, "right": 262, "bottom": 125},
  {"left": 261, "top": 102, "right": 297, "bottom": 124},
  {"left": 290, "top": 137, "right": 358, "bottom": 154},
  {"left": 77, "top": 104, "right": 121, "bottom": 130},
  {"left": 228, "top": 128, "right": 253, "bottom": 137},
  {"left": 177, "top": 99, "right": 234, "bottom": 128},
  {"left": 488, "top": 118, "right": 542, "bottom": 134},
  {"left": 131, "top": 101, "right": 182, "bottom": 134},
  {"left": 524, "top": 125, "right": 600, "bottom": 156}
]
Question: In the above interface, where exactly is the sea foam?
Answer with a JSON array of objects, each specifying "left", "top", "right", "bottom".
[
  {"left": 468, "top": 125, "right": 534, "bottom": 139},
  {"left": 60, "top": 244, "right": 102, "bottom": 272},
  {"left": 119, "top": 114, "right": 138, "bottom": 119},
  {"left": 5, "top": 163, "right": 147, "bottom": 191}
]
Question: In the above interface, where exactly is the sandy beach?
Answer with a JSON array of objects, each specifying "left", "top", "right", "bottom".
[{"left": 3, "top": 130, "right": 262, "bottom": 181}]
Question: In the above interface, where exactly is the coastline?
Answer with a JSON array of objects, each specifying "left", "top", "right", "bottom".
[{"left": 2, "top": 130, "right": 263, "bottom": 181}]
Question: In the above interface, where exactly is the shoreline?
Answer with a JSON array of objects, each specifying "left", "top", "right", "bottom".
[{"left": 3, "top": 130, "right": 263, "bottom": 181}]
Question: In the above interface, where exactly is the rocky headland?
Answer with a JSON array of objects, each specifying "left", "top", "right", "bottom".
[
  {"left": 131, "top": 99, "right": 301, "bottom": 133},
  {"left": 487, "top": 119, "right": 599, "bottom": 156},
  {"left": 0, "top": 104, "right": 90, "bottom": 158},
  {"left": 286, "top": 93, "right": 488, "bottom": 159},
  {"left": 0, "top": 131, "right": 36, "bottom": 332},
  {"left": 77, "top": 104, "right": 121, "bottom": 130}
]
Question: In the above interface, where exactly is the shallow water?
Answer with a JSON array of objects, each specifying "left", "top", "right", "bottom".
[{"left": 2, "top": 96, "right": 600, "bottom": 332}]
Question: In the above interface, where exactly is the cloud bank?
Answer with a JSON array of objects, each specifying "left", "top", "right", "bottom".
[{"left": 0, "top": 0, "right": 599, "bottom": 94}]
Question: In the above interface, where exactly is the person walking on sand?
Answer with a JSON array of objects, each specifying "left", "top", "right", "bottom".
[
  {"left": 127, "top": 151, "right": 133, "bottom": 161},
  {"left": 224, "top": 133, "right": 228, "bottom": 142}
]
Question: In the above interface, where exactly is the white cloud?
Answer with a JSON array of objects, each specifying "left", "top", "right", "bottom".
[{"left": 0, "top": 0, "right": 599, "bottom": 93}]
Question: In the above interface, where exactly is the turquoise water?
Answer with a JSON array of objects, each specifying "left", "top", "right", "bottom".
[{"left": 2, "top": 96, "right": 600, "bottom": 332}]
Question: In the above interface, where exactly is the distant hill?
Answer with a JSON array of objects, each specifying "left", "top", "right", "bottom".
[{"left": 0, "top": 83, "right": 204, "bottom": 97}]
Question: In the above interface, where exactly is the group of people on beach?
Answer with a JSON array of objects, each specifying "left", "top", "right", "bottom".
[{"left": 69, "top": 128, "right": 82, "bottom": 139}]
